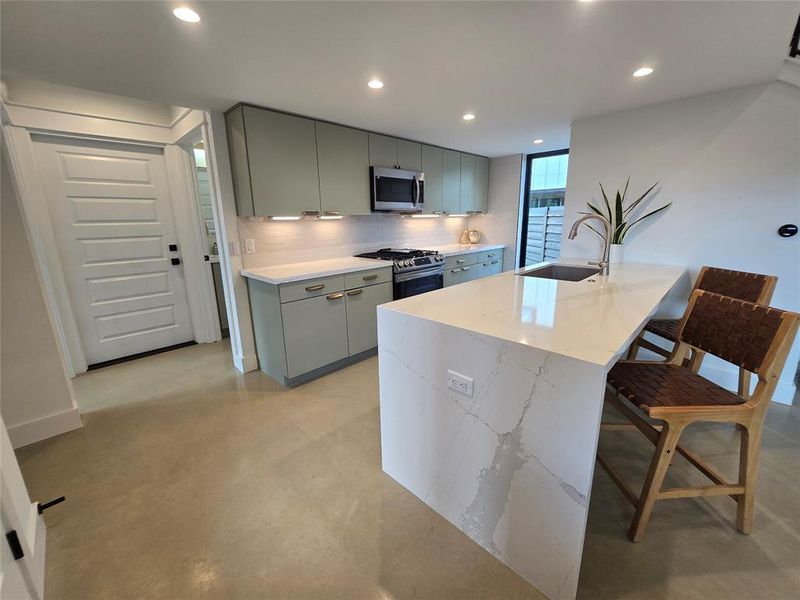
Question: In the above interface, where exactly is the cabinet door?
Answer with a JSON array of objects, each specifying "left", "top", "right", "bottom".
[
  {"left": 224, "top": 106, "right": 254, "bottom": 216},
  {"left": 459, "top": 153, "right": 476, "bottom": 213},
  {"left": 369, "top": 133, "right": 398, "bottom": 167},
  {"left": 442, "top": 149, "right": 461, "bottom": 213},
  {"left": 345, "top": 282, "right": 393, "bottom": 355},
  {"left": 421, "top": 145, "right": 443, "bottom": 214},
  {"left": 281, "top": 293, "right": 348, "bottom": 377},
  {"left": 244, "top": 107, "right": 320, "bottom": 216},
  {"left": 397, "top": 140, "right": 421, "bottom": 171},
  {"left": 475, "top": 155, "right": 489, "bottom": 213},
  {"left": 476, "top": 259, "right": 502, "bottom": 279},
  {"left": 444, "top": 266, "right": 475, "bottom": 287},
  {"left": 316, "top": 122, "right": 370, "bottom": 215}
]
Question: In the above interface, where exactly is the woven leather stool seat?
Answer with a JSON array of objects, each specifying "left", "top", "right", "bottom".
[
  {"left": 644, "top": 318, "right": 680, "bottom": 342},
  {"left": 608, "top": 362, "right": 745, "bottom": 412}
]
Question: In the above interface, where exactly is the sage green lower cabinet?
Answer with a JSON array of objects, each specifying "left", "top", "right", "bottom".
[
  {"left": 247, "top": 265, "right": 393, "bottom": 385},
  {"left": 476, "top": 259, "right": 502, "bottom": 278},
  {"left": 444, "top": 265, "right": 475, "bottom": 287},
  {"left": 345, "top": 282, "right": 393, "bottom": 355},
  {"left": 282, "top": 292, "right": 349, "bottom": 377}
]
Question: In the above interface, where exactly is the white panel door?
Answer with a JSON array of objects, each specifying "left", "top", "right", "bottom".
[{"left": 33, "top": 137, "right": 194, "bottom": 365}]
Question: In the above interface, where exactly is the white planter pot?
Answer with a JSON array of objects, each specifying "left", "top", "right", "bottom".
[{"left": 609, "top": 244, "right": 625, "bottom": 264}]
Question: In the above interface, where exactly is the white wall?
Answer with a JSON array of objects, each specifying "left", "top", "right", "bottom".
[
  {"left": 470, "top": 154, "right": 524, "bottom": 271},
  {"left": 1, "top": 148, "right": 81, "bottom": 447},
  {"left": 561, "top": 81, "right": 800, "bottom": 402}
]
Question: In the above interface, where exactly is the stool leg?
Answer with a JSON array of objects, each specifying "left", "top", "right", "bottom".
[
  {"left": 736, "top": 423, "right": 763, "bottom": 534},
  {"left": 629, "top": 423, "right": 684, "bottom": 542},
  {"left": 626, "top": 334, "right": 642, "bottom": 360}
]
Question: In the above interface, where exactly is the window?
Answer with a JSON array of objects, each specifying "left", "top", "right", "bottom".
[{"left": 519, "top": 150, "right": 569, "bottom": 267}]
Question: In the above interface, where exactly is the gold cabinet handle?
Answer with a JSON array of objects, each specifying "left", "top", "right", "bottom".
[
  {"left": 491, "top": 260, "right": 499, "bottom": 265},
  {"left": 450, "top": 268, "right": 461, "bottom": 273},
  {"left": 305, "top": 283, "right": 325, "bottom": 292},
  {"left": 326, "top": 292, "right": 344, "bottom": 300},
  {"left": 456, "top": 259, "right": 467, "bottom": 264},
  {"left": 461, "top": 266, "right": 471, "bottom": 271},
  {"left": 487, "top": 254, "right": 495, "bottom": 258},
  {"left": 347, "top": 289, "right": 363, "bottom": 296},
  {"left": 362, "top": 274, "right": 378, "bottom": 281}
]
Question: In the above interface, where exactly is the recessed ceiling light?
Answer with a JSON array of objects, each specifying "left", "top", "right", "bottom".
[
  {"left": 633, "top": 66, "right": 654, "bottom": 78},
  {"left": 367, "top": 79, "right": 384, "bottom": 89},
  {"left": 533, "top": 139, "right": 544, "bottom": 145},
  {"left": 462, "top": 113, "right": 476, "bottom": 121},
  {"left": 173, "top": 7, "right": 200, "bottom": 23}
]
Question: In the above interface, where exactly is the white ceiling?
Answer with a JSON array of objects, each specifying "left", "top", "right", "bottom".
[{"left": 1, "top": 1, "right": 796, "bottom": 156}]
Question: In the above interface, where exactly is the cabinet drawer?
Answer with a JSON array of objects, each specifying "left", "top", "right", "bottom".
[
  {"left": 344, "top": 267, "right": 392, "bottom": 290},
  {"left": 279, "top": 274, "right": 344, "bottom": 303},
  {"left": 281, "top": 293, "right": 348, "bottom": 377},
  {"left": 477, "top": 249, "right": 503, "bottom": 264},
  {"left": 345, "top": 282, "right": 393, "bottom": 355},
  {"left": 476, "top": 259, "right": 503, "bottom": 279},
  {"left": 444, "top": 253, "right": 477, "bottom": 270},
  {"left": 444, "top": 264, "right": 476, "bottom": 287}
]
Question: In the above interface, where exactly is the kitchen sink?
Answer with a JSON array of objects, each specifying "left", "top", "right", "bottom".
[{"left": 519, "top": 264, "right": 600, "bottom": 282}]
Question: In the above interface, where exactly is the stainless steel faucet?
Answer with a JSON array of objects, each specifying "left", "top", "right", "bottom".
[{"left": 568, "top": 214, "right": 612, "bottom": 276}]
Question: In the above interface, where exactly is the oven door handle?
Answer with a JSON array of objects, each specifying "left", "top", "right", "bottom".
[{"left": 394, "top": 267, "right": 444, "bottom": 283}]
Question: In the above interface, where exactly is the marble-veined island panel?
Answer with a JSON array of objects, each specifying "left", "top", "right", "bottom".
[{"left": 377, "top": 260, "right": 685, "bottom": 600}]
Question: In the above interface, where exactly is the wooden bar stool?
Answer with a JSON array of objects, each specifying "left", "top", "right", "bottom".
[
  {"left": 627, "top": 266, "right": 777, "bottom": 397},
  {"left": 599, "top": 290, "right": 799, "bottom": 542}
]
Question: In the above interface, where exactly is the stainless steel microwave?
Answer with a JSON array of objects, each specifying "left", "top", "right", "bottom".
[{"left": 370, "top": 166, "right": 425, "bottom": 212}]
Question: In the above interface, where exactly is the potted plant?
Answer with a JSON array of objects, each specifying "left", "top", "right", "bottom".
[{"left": 583, "top": 178, "right": 671, "bottom": 263}]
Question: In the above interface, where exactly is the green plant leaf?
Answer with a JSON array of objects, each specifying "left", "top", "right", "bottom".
[
  {"left": 618, "top": 202, "right": 672, "bottom": 242},
  {"left": 586, "top": 203, "right": 605, "bottom": 217},
  {"left": 623, "top": 181, "right": 659, "bottom": 217},
  {"left": 621, "top": 176, "right": 630, "bottom": 206},
  {"left": 598, "top": 183, "right": 613, "bottom": 222},
  {"left": 613, "top": 222, "right": 626, "bottom": 244},
  {"left": 584, "top": 223, "right": 606, "bottom": 240},
  {"left": 614, "top": 191, "right": 624, "bottom": 233}
]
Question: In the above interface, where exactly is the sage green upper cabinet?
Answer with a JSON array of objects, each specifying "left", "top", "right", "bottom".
[
  {"left": 224, "top": 106, "right": 254, "bottom": 217},
  {"left": 315, "top": 122, "right": 370, "bottom": 215},
  {"left": 459, "top": 153, "right": 476, "bottom": 213},
  {"left": 243, "top": 106, "right": 321, "bottom": 216},
  {"left": 475, "top": 155, "right": 489, "bottom": 213},
  {"left": 397, "top": 140, "right": 422, "bottom": 171},
  {"left": 369, "top": 133, "right": 398, "bottom": 167},
  {"left": 442, "top": 149, "right": 461, "bottom": 213},
  {"left": 369, "top": 135, "right": 421, "bottom": 171},
  {"left": 421, "top": 145, "right": 443, "bottom": 214}
]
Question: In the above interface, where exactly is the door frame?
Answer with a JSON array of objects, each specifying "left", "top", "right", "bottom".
[{"left": 1, "top": 112, "right": 220, "bottom": 374}]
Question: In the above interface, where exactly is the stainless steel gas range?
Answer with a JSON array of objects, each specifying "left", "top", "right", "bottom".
[{"left": 354, "top": 248, "right": 444, "bottom": 299}]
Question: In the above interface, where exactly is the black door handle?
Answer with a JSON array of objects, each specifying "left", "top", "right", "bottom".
[
  {"left": 171, "top": 258, "right": 181, "bottom": 266},
  {"left": 169, "top": 244, "right": 178, "bottom": 252},
  {"left": 38, "top": 496, "right": 66, "bottom": 514},
  {"left": 6, "top": 530, "right": 23, "bottom": 560}
]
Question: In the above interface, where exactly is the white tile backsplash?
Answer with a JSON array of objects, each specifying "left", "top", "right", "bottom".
[{"left": 238, "top": 214, "right": 469, "bottom": 268}]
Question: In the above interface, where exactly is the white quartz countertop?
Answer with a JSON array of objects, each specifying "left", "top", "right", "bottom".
[
  {"left": 380, "top": 258, "right": 686, "bottom": 368},
  {"left": 241, "top": 244, "right": 506, "bottom": 284},
  {"left": 241, "top": 256, "right": 389, "bottom": 285}
]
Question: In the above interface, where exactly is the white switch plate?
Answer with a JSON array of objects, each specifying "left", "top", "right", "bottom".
[
  {"left": 244, "top": 239, "right": 256, "bottom": 255},
  {"left": 447, "top": 370, "right": 474, "bottom": 396}
]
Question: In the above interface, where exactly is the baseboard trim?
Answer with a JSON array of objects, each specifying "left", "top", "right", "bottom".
[
  {"left": 233, "top": 352, "right": 259, "bottom": 373},
  {"left": 7, "top": 407, "right": 83, "bottom": 449}
]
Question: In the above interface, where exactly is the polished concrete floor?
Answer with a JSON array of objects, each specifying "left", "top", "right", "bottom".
[{"left": 16, "top": 342, "right": 800, "bottom": 599}]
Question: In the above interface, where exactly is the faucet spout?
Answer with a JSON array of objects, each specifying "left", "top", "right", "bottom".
[{"left": 567, "top": 213, "right": 613, "bottom": 275}]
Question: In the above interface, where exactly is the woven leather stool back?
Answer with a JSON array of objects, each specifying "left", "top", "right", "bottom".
[
  {"left": 697, "top": 267, "right": 775, "bottom": 304},
  {"left": 680, "top": 291, "right": 791, "bottom": 375}
]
